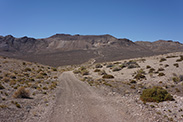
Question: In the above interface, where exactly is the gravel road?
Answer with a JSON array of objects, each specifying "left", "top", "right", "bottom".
[{"left": 48, "top": 71, "right": 135, "bottom": 122}]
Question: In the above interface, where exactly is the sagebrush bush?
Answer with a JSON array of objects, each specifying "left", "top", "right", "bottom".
[
  {"left": 134, "top": 69, "right": 146, "bottom": 80},
  {"left": 13, "top": 87, "right": 30, "bottom": 98},
  {"left": 95, "top": 64, "right": 103, "bottom": 68},
  {"left": 102, "top": 74, "right": 114, "bottom": 79},
  {"left": 159, "top": 58, "right": 166, "bottom": 62},
  {"left": 158, "top": 72, "right": 165, "bottom": 76},
  {"left": 140, "top": 86, "right": 174, "bottom": 102},
  {"left": 94, "top": 69, "right": 101, "bottom": 72},
  {"left": 173, "top": 63, "right": 179, "bottom": 68}
]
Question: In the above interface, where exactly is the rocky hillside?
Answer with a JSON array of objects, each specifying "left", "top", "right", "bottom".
[{"left": 0, "top": 34, "right": 182, "bottom": 66}]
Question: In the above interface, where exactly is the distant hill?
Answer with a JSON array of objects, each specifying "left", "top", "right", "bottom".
[{"left": 0, "top": 34, "right": 183, "bottom": 66}]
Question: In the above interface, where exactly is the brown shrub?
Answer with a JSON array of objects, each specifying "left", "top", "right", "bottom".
[{"left": 13, "top": 87, "right": 30, "bottom": 98}]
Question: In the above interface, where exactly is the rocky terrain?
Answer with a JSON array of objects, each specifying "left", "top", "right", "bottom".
[
  {"left": 73, "top": 52, "right": 183, "bottom": 122},
  {"left": 0, "top": 34, "right": 183, "bottom": 66},
  {"left": 0, "top": 56, "right": 59, "bottom": 121},
  {"left": 0, "top": 52, "right": 183, "bottom": 121}
]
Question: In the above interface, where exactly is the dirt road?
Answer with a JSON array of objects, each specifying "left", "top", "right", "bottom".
[{"left": 48, "top": 71, "right": 136, "bottom": 122}]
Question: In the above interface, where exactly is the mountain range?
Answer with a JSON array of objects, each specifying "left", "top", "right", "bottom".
[{"left": 0, "top": 34, "right": 182, "bottom": 66}]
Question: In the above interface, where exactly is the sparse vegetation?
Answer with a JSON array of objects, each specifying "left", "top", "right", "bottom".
[
  {"left": 140, "top": 86, "right": 174, "bottom": 102},
  {"left": 102, "top": 74, "right": 114, "bottom": 79},
  {"left": 13, "top": 87, "right": 30, "bottom": 98},
  {"left": 95, "top": 64, "right": 103, "bottom": 68},
  {"left": 159, "top": 58, "right": 166, "bottom": 62},
  {"left": 134, "top": 69, "right": 146, "bottom": 80},
  {"left": 158, "top": 72, "right": 165, "bottom": 76},
  {"left": 173, "top": 63, "right": 179, "bottom": 68}
]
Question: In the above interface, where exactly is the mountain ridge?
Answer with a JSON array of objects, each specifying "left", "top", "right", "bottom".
[{"left": 0, "top": 34, "right": 182, "bottom": 66}]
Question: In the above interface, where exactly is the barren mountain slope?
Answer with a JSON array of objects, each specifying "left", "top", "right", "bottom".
[{"left": 0, "top": 34, "right": 183, "bottom": 66}]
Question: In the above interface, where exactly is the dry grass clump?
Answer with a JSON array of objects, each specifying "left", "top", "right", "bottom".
[
  {"left": 102, "top": 74, "right": 114, "bottom": 79},
  {"left": 13, "top": 87, "right": 30, "bottom": 98},
  {"left": 140, "top": 86, "right": 174, "bottom": 103},
  {"left": 159, "top": 58, "right": 166, "bottom": 62}
]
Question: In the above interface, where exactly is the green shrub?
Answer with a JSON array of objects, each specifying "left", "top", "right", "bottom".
[
  {"left": 159, "top": 58, "right": 166, "bottom": 62},
  {"left": 140, "top": 86, "right": 174, "bottom": 102},
  {"left": 146, "top": 65, "right": 151, "bottom": 69},
  {"left": 102, "top": 74, "right": 114, "bottom": 79}
]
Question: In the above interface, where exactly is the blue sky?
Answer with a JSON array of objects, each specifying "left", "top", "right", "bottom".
[{"left": 0, "top": 0, "right": 182, "bottom": 42}]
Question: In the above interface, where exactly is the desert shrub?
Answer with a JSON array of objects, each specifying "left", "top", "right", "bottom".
[
  {"left": 95, "top": 64, "right": 103, "bottom": 68},
  {"left": 173, "top": 63, "right": 179, "bottom": 67},
  {"left": 140, "top": 86, "right": 174, "bottom": 102},
  {"left": 94, "top": 69, "right": 101, "bottom": 72},
  {"left": 176, "top": 59, "right": 182, "bottom": 62},
  {"left": 159, "top": 58, "right": 166, "bottom": 62},
  {"left": 148, "top": 68, "right": 155, "bottom": 73},
  {"left": 172, "top": 75, "right": 182, "bottom": 83},
  {"left": 146, "top": 65, "right": 151, "bottom": 69},
  {"left": 0, "top": 83, "right": 5, "bottom": 89},
  {"left": 106, "top": 63, "right": 114, "bottom": 68},
  {"left": 179, "top": 75, "right": 183, "bottom": 81},
  {"left": 126, "top": 60, "right": 140, "bottom": 69},
  {"left": 134, "top": 73, "right": 146, "bottom": 80},
  {"left": 98, "top": 70, "right": 107, "bottom": 75},
  {"left": 102, "top": 74, "right": 114, "bottom": 79},
  {"left": 36, "top": 74, "right": 44, "bottom": 79},
  {"left": 157, "top": 68, "right": 165, "bottom": 71},
  {"left": 24, "top": 67, "right": 31, "bottom": 72},
  {"left": 176, "top": 55, "right": 183, "bottom": 62},
  {"left": 12, "top": 101, "right": 21, "bottom": 108},
  {"left": 130, "top": 80, "right": 137, "bottom": 84},
  {"left": 164, "top": 64, "right": 169, "bottom": 68},
  {"left": 81, "top": 70, "right": 89, "bottom": 75},
  {"left": 40, "top": 72, "right": 47, "bottom": 76},
  {"left": 158, "top": 73, "right": 165, "bottom": 76},
  {"left": 13, "top": 87, "right": 30, "bottom": 98},
  {"left": 134, "top": 69, "right": 146, "bottom": 80},
  {"left": 52, "top": 68, "right": 57, "bottom": 71},
  {"left": 0, "top": 104, "right": 8, "bottom": 108},
  {"left": 73, "top": 70, "right": 81, "bottom": 74},
  {"left": 166, "top": 55, "right": 178, "bottom": 58},
  {"left": 112, "top": 66, "right": 122, "bottom": 72}
]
